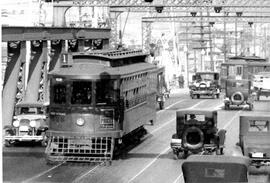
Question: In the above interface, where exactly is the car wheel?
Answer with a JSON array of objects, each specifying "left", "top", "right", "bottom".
[
  {"left": 249, "top": 104, "right": 254, "bottom": 111},
  {"left": 224, "top": 103, "right": 230, "bottom": 110},
  {"left": 173, "top": 151, "right": 179, "bottom": 160},
  {"left": 159, "top": 101, "right": 164, "bottom": 110},
  {"left": 191, "top": 94, "right": 194, "bottom": 99},
  {"left": 4, "top": 140, "right": 12, "bottom": 147},
  {"left": 216, "top": 94, "right": 220, "bottom": 99},
  {"left": 197, "top": 94, "right": 200, "bottom": 99},
  {"left": 216, "top": 148, "right": 224, "bottom": 155}
]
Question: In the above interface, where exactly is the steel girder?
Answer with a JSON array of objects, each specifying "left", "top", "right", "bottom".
[
  {"left": 24, "top": 41, "right": 48, "bottom": 103},
  {"left": 142, "top": 21, "right": 153, "bottom": 52},
  {"left": 2, "top": 26, "right": 111, "bottom": 42},
  {"left": 3, "top": 41, "right": 26, "bottom": 127},
  {"left": 142, "top": 16, "right": 270, "bottom": 23},
  {"left": 55, "top": 0, "right": 270, "bottom": 7}
]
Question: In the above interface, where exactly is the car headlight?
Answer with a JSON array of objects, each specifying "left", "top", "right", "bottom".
[
  {"left": 13, "top": 120, "right": 20, "bottom": 127},
  {"left": 76, "top": 118, "right": 85, "bottom": 126},
  {"left": 29, "top": 120, "right": 36, "bottom": 127}
]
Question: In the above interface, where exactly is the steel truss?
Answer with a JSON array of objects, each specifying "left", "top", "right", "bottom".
[
  {"left": 142, "top": 16, "right": 270, "bottom": 23},
  {"left": 55, "top": 0, "right": 270, "bottom": 8}
]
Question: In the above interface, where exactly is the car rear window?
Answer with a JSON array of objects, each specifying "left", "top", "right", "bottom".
[{"left": 249, "top": 120, "right": 269, "bottom": 132}]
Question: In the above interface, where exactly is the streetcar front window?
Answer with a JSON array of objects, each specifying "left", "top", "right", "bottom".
[
  {"left": 53, "top": 85, "right": 66, "bottom": 104},
  {"left": 71, "top": 81, "right": 92, "bottom": 105},
  {"left": 96, "top": 80, "right": 118, "bottom": 105}
]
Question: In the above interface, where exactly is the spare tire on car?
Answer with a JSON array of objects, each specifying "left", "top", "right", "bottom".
[
  {"left": 182, "top": 126, "right": 204, "bottom": 150},
  {"left": 231, "top": 91, "right": 244, "bottom": 105}
]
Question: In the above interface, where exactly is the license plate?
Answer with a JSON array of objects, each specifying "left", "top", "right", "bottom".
[
  {"left": 19, "top": 126, "right": 29, "bottom": 131},
  {"left": 252, "top": 152, "right": 264, "bottom": 158}
]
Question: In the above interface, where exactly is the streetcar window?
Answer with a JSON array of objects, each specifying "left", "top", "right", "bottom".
[
  {"left": 96, "top": 80, "right": 118, "bottom": 105},
  {"left": 71, "top": 81, "right": 92, "bottom": 105},
  {"left": 53, "top": 85, "right": 66, "bottom": 104}
]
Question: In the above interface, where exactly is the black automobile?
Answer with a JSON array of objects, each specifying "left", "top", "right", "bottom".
[
  {"left": 170, "top": 109, "right": 226, "bottom": 159},
  {"left": 189, "top": 72, "right": 220, "bottom": 99},
  {"left": 224, "top": 79, "right": 255, "bottom": 110}
]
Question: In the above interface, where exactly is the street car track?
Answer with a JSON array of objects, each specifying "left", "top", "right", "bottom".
[{"left": 19, "top": 97, "right": 188, "bottom": 183}]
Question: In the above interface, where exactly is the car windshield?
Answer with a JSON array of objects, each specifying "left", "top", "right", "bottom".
[
  {"left": 20, "top": 107, "right": 43, "bottom": 115},
  {"left": 249, "top": 120, "right": 269, "bottom": 132},
  {"left": 197, "top": 74, "right": 215, "bottom": 81},
  {"left": 185, "top": 114, "right": 206, "bottom": 122},
  {"left": 71, "top": 81, "right": 92, "bottom": 105}
]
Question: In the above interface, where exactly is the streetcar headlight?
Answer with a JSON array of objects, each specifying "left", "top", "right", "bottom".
[
  {"left": 76, "top": 118, "right": 85, "bottom": 126},
  {"left": 29, "top": 120, "right": 36, "bottom": 127},
  {"left": 13, "top": 120, "right": 20, "bottom": 127}
]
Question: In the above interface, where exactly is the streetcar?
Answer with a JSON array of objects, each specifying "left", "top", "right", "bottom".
[
  {"left": 45, "top": 49, "right": 164, "bottom": 164},
  {"left": 220, "top": 55, "right": 270, "bottom": 89}
]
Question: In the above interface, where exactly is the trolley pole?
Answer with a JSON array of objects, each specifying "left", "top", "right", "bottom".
[
  {"left": 235, "top": 18, "right": 238, "bottom": 56},
  {"left": 223, "top": 12, "right": 227, "bottom": 63}
]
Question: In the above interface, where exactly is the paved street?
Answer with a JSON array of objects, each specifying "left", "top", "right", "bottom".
[{"left": 3, "top": 89, "right": 270, "bottom": 183}]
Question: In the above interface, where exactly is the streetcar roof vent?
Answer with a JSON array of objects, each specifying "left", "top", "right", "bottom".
[{"left": 72, "top": 49, "right": 148, "bottom": 67}]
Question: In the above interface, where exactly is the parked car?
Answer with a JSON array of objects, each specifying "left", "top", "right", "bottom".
[
  {"left": 4, "top": 102, "right": 48, "bottom": 146},
  {"left": 189, "top": 72, "right": 220, "bottom": 99},
  {"left": 182, "top": 155, "right": 249, "bottom": 183},
  {"left": 238, "top": 114, "right": 270, "bottom": 173},
  {"left": 252, "top": 72, "right": 270, "bottom": 100},
  {"left": 224, "top": 79, "right": 255, "bottom": 110},
  {"left": 170, "top": 109, "right": 226, "bottom": 159}
]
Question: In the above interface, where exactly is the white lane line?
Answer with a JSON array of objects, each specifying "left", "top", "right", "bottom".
[
  {"left": 73, "top": 163, "right": 103, "bottom": 183},
  {"left": 22, "top": 161, "right": 66, "bottom": 183},
  {"left": 188, "top": 100, "right": 206, "bottom": 109},
  {"left": 157, "top": 99, "right": 186, "bottom": 114},
  {"left": 127, "top": 100, "right": 208, "bottom": 183},
  {"left": 127, "top": 146, "right": 171, "bottom": 183},
  {"left": 223, "top": 110, "right": 242, "bottom": 130},
  {"left": 171, "top": 109, "right": 243, "bottom": 183},
  {"left": 150, "top": 118, "right": 175, "bottom": 134}
]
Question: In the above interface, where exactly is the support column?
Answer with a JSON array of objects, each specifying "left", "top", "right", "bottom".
[
  {"left": 78, "top": 39, "right": 85, "bottom": 52},
  {"left": 109, "top": 11, "right": 123, "bottom": 48},
  {"left": 3, "top": 41, "right": 26, "bottom": 127},
  {"left": 49, "top": 40, "right": 65, "bottom": 71},
  {"left": 142, "top": 21, "right": 153, "bottom": 52},
  {"left": 24, "top": 40, "right": 48, "bottom": 102},
  {"left": 53, "top": 6, "right": 70, "bottom": 27}
]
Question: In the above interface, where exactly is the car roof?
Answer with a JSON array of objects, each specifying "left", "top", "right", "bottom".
[
  {"left": 15, "top": 102, "right": 45, "bottom": 107},
  {"left": 196, "top": 71, "right": 219, "bottom": 74},
  {"left": 177, "top": 109, "right": 217, "bottom": 113},
  {"left": 183, "top": 155, "right": 249, "bottom": 165}
]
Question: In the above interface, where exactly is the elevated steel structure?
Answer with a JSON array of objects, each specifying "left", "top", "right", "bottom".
[
  {"left": 54, "top": 0, "right": 270, "bottom": 8},
  {"left": 2, "top": 26, "right": 110, "bottom": 127}
]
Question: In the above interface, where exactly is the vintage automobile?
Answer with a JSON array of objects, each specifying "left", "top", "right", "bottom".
[
  {"left": 4, "top": 102, "right": 48, "bottom": 146},
  {"left": 238, "top": 114, "right": 270, "bottom": 172},
  {"left": 182, "top": 155, "right": 249, "bottom": 183},
  {"left": 252, "top": 72, "right": 270, "bottom": 101},
  {"left": 170, "top": 109, "right": 226, "bottom": 159},
  {"left": 189, "top": 72, "right": 220, "bottom": 99},
  {"left": 224, "top": 79, "right": 255, "bottom": 110}
]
